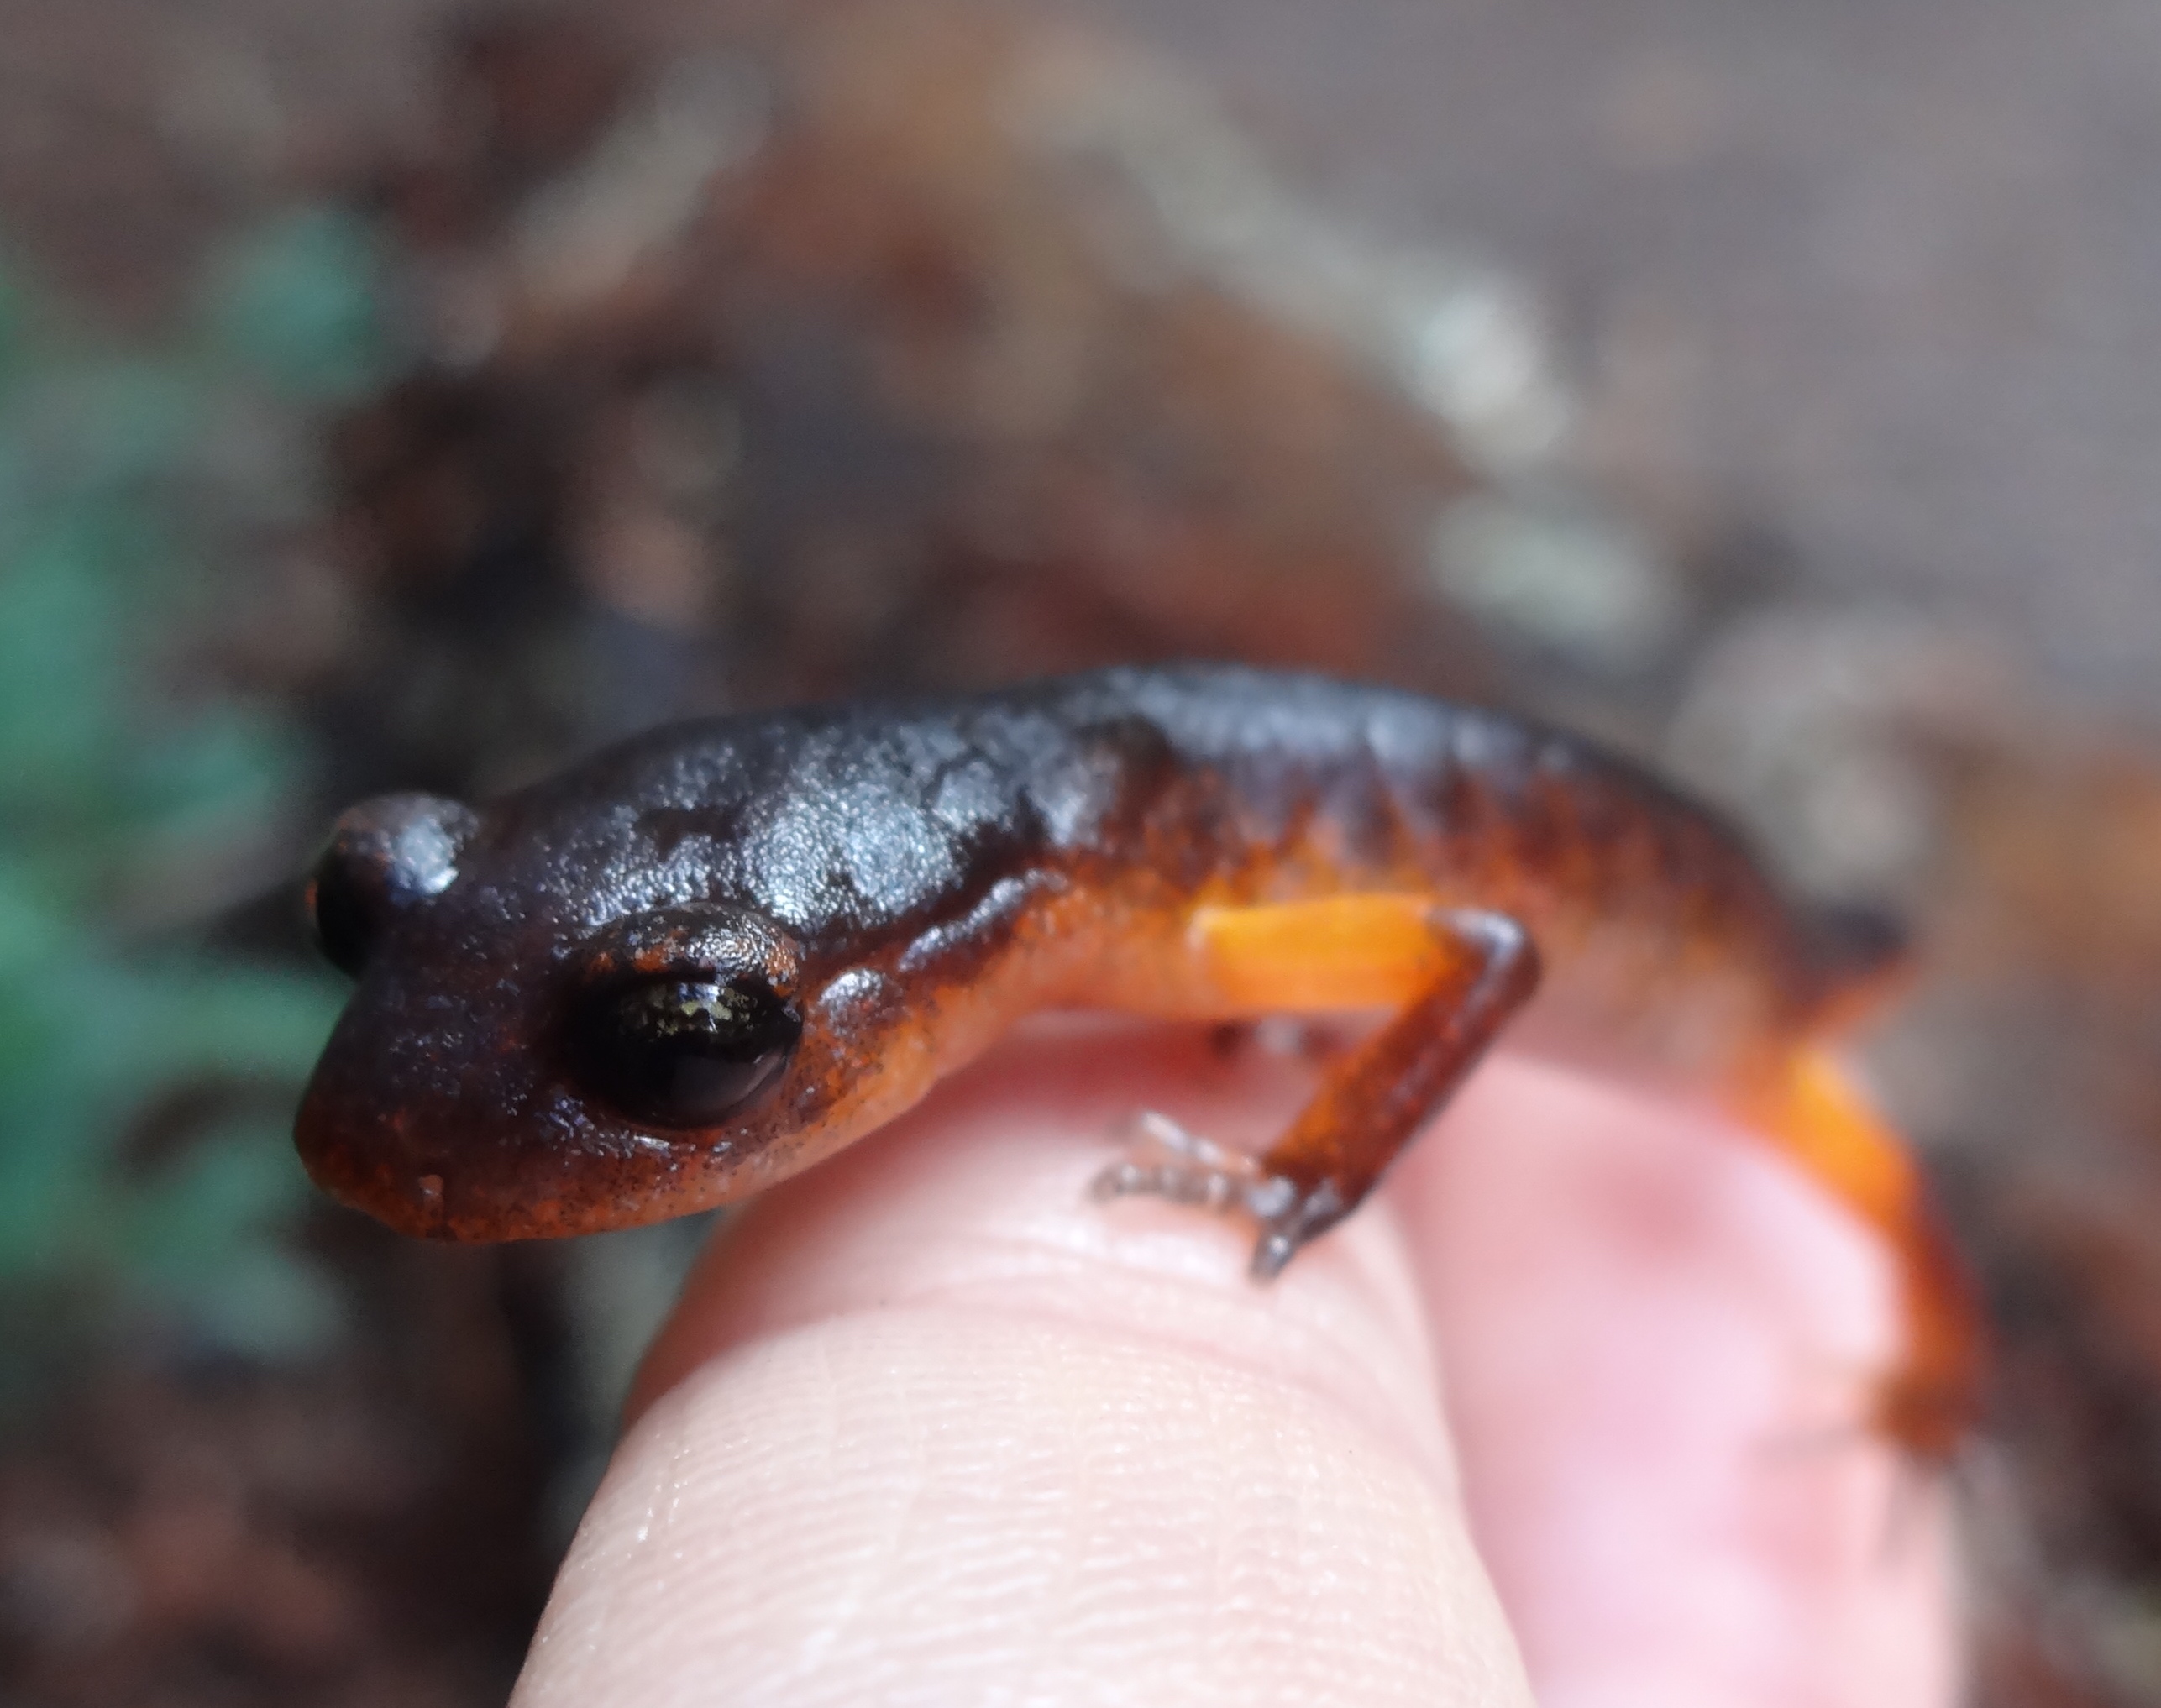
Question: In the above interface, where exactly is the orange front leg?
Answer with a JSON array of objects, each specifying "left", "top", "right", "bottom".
[{"left": 1096, "top": 899, "right": 1544, "bottom": 1275}]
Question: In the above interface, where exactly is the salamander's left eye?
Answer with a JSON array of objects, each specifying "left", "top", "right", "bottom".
[
  {"left": 307, "top": 794, "right": 478, "bottom": 977},
  {"left": 570, "top": 972, "right": 801, "bottom": 1129}
]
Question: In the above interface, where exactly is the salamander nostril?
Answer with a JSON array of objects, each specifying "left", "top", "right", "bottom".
[{"left": 306, "top": 793, "right": 480, "bottom": 978}]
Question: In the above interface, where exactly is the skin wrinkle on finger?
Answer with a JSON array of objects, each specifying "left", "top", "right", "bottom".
[
  {"left": 519, "top": 1030, "right": 1534, "bottom": 1707},
  {"left": 523, "top": 1313, "right": 1530, "bottom": 1707}
]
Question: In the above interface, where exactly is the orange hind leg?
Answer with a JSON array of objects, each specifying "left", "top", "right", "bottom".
[{"left": 1094, "top": 895, "right": 1543, "bottom": 1276}]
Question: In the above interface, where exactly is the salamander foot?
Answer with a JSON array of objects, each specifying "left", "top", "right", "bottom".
[{"left": 1090, "top": 1112, "right": 1346, "bottom": 1279}]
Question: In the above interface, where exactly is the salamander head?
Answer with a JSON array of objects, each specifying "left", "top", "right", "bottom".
[{"left": 293, "top": 789, "right": 890, "bottom": 1241}]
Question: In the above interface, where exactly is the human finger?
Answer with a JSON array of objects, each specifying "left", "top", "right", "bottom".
[
  {"left": 1392, "top": 1057, "right": 1963, "bottom": 1707},
  {"left": 517, "top": 1023, "right": 1534, "bottom": 1708}
]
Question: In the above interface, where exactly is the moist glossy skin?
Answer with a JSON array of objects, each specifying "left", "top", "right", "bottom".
[{"left": 296, "top": 663, "right": 1977, "bottom": 1454}]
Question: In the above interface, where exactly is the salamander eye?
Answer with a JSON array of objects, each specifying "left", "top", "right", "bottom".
[
  {"left": 307, "top": 794, "right": 479, "bottom": 977},
  {"left": 308, "top": 857, "right": 375, "bottom": 977},
  {"left": 571, "top": 972, "right": 801, "bottom": 1129}
]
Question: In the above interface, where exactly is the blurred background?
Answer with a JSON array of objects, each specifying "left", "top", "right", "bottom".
[{"left": 1, "top": 0, "right": 2158, "bottom": 1700}]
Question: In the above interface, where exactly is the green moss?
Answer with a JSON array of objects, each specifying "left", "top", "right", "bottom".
[
  {"left": 0, "top": 212, "right": 399, "bottom": 1365},
  {"left": 199, "top": 207, "right": 396, "bottom": 402}
]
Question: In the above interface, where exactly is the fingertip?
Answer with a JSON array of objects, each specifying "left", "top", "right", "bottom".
[
  {"left": 525, "top": 1024, "right": 1532, "bottom": 1708},
  {"left": 632, "top": 1024, "right": 1450, "bottom": 1470}
]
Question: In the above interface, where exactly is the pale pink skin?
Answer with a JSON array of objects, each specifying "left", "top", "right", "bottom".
[{"left": 514, "top": 1028, "right": 1961, "bottom": 1707}]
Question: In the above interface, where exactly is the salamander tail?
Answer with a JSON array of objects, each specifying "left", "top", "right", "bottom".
[{"left": 1747, "top": 1049, "right": 1985, "bottom": 1462}]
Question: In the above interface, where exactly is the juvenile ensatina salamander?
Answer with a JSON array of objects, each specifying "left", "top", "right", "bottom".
[{"left": 296, "top": 664, "right": 1979, "bottom": 1454}]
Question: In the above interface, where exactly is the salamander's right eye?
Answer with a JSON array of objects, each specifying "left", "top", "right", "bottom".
[
  {"left": 307, "top": 794, "right": 479, "bottom": 977},
  {"left": 569, "top": 972, "right": 802, "bottom": 1129},
  {"left": 559, "top": 903, "right": 808, "bottom": 1132}
]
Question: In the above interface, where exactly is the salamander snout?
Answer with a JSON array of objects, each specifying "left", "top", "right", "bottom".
[{"left": 307, "top": 793, "right": 480, "bottom": 977}]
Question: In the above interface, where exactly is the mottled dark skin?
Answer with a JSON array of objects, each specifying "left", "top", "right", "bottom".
[{"left": 296, "top": 664, "right": 1978, "bottom": 1454}]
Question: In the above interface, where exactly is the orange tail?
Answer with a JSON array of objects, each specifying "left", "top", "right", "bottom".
[{"left": 1746, "top": 1050, "right": 1984, "bottom": 1461}]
